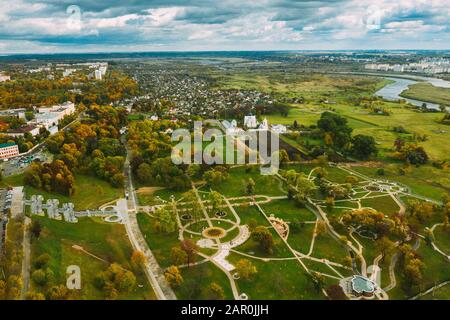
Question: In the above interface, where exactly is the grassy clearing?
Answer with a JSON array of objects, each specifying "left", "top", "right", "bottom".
[
  {"left": 136, "top": 213, "right": 180, "bottom": 268},
  {"left": 360, "top": 195, "right": 400, "bottom": 216},
  {"left": 227, "top": 253, "right": 325, "bottom": 300},
  {"left": 286, "top": 224, "right": 315, "bottom": 254},
  {"left": 400, "top": 82, "right": 450, "bottom": 106},
  {"left": 351, "top": 165, "right": 449, "bottom": 201},
  {"left": 433, "top": 225, "right": 450, "bottom": 255},
  {"left": 0, "top": 173, "right": 123, "bottom": 210},
  {"left": 260, "top": 199, "right": 317, "bottom": 222},
  {"left": 30, "top": 216, "right": 154, "bottom": 300},
  {"left": 311, "top": 233, "right": 349, "bottom": 265},
  {"left": 174, "top": 262, "right": 234, "bottom": 300},
  {"left": 212, "top": 166, "right": 285, "bottom": 198},
  {"left": 234, "top": 204, "right": 271, "bottom": 227}
]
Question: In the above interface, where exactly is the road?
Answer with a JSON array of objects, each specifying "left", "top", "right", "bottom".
[{"left": 122, "top": 136, "right": 177, "bottom": 300}]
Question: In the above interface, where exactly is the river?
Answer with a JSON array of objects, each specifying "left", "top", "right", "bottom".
[{"left": 338, "top": 72, "right": 450, "bottom": 110}]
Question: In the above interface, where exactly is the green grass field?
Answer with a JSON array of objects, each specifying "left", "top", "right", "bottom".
[
  {"left": 400, "top": 82, "right": 450, "bottom": 106},
  {"left": 227, "top": 253, "right": 325, "bottom": 300},
  {"left": 0, "top": 173, "right": 123, "bottom": 210},
  {"left": 30, "top": 216, "right": 155, "bottom": 300}
]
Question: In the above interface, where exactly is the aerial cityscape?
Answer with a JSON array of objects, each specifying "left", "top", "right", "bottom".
[{"left": 0, "top": 0, "right": 449, "bottom": 306}]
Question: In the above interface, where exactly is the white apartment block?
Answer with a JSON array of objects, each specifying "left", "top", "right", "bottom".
[
  {"left": 94, "top": 69, "right": 103, "bottom": 80},
  {"left": 0, "top": 72, "right": 10, "bottom": 82}
]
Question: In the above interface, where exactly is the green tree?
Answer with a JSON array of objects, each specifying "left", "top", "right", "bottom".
[
  {"left": 235, "top": 259, "right": 257, "bottom": 281},
  {"left": 164, "top": 266, "right": 183, "bottom": 288},
  {"left": 252, "top": 226, "right": 274, "bottom": 254},
  {"left": 171, "top": 247, "right": 188, "bottom": 266},
  {"left": 207, "top": 282, "right": 225, "bottom": 300},
  {"left": 351, "top": 134, "right": 378, "bottom": 160}
]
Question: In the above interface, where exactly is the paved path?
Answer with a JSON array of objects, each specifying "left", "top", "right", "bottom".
[
  {"left": 20, "top": 217, "right": 31, "bottom": 300},
  {"left": 410, "top": 280, "right": 450, "bottom": 300},
  {"left": 122, "top": 138, "right": 176, "bottom": 300}
]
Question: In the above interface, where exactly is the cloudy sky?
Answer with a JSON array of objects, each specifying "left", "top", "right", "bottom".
[{"left": 0, "top": 0, "right": 449, "bottom": 53}]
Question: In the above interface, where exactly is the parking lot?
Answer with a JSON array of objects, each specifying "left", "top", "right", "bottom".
[
  {"left": 0, "top": 150, "right": 51, "bottom": 177},
  {"left": 0, "top": 189, "right": 10, "bottom": 253}
]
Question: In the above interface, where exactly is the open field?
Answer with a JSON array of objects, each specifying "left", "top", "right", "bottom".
[
  {"left": 30, "top": 216, "right": 154, "bottom": 300},
  {"left": 0, "top": 173, "right": 124, "bottom": 210},
  {"left": 400, "top": 82, "right": 450, "bottom": 106}
]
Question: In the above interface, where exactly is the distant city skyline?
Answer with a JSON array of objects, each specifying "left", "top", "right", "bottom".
[{"left": 0, "top": 0, "right": 449, "bottom": 54}]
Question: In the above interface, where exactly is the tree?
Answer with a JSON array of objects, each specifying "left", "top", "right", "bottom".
[
  {"left": 110, "top": 173, "right": 124, "bottom": 188},
  {"left": 95, "top": 264, "right": 137, "bottom": 296},
  {"left": 154, "top": 206, "right": 177, "bottom": 233},
  {"left": 345, "top": 175, "right": 359, "bottom": 185},
  {"left": 290, "top": 218, "right": 302, "bottom": 233},
  {"left": 316, "top": 221, "right": 327, "bottom": 236},
  {"left": 183, "top": 190, "right": 202, "bottom": 222},
  {"left": 351, "top": 134, "right": 378, "bottom": 160},
  {"left": 246, "top": 178, "right": 255, "bottom": 195},
  {"left": 26, "top": 292, "right": 46, "bottom": 300},
  {"left": 251, "top": 226, "right": 274, "bottom": 254},
  {"left": 0, "top": 280, "right": 6, "bottom": 299},
  {"left": 396, "top": 143, "right": 428, "bottom": 165},
  {"left": 309, "top": 271, "right": 325, "bottom": 292},
  {"left": 164, "top": 266, "right": 183, "bottom": 288},
  {"left": 235, "top": 259, "right": 257, "bottom": 281},
  {"left": 29, "top": 220, "right": 42, "bottom": 239},
  {"left": 317, "top": 112, "right": 353, "bottom": 150},
  {"left": 326, "top": 285, "right": 347, "bottom": 300},
  {"left": 180, "top": 239, "right": 198, "bottom": 267},
  {"left": 131, "top": 250, "right": 146, "bottom": 269},
  {"left": 171, "top": 247, "right": 188, "bottom": 266},
  {"left": 209, "top": 191, "right": 224, "bottom": 214},
  {"left": 136, "top": 163, "right": 152, "bottom": 183},
  {"left": 32, "top": 269, "right": 53, "bottom": 287},
  {"left": 207, "top": 282, "right": 225, "bottom": 300},
  {"left": 47, "top": 285, "right": 71, "bottom": 300},
  {"left": 375, "top": 236, "right": 395, "bottom": 262},
  {"left": 34, "top": 253, "right": 51, "bottom": 269}
]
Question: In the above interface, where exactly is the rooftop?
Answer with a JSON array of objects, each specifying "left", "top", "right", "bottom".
[
  {"left": 351, "top": 276, "right": 375, "bottom": 294},
  {"left": 0, "top": 142, "right": 17, "bottom": 148}
]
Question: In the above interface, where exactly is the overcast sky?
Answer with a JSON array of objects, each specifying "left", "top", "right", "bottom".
[{"left": 0, "top": 0, "right": 449, "bottom": 53}]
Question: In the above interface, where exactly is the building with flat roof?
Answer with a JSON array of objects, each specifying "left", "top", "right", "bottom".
[{"left": 0, "top": 143, "right": 19, "bottom": 159}]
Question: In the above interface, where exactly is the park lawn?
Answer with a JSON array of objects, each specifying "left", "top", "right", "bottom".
[
  {"left": 400, "top": 82, "right": 450, "bottom": 106},
  {"left": 266, "top": 107, "right": 321, "bottom": 127},
  {"left": 351, "top": 165, "right": 449, "bottom": 201},
  {"left": 418, "top": 283, "right": 450, "bottom": 300},
  {"left": 302, "top": 258, "right": 353, "bottom": 279},
  {"left": 174, "top": 262, "right": 234, "bottom": 300},
  {"left": 433, "top": 225, "right": 450, "bottom": 256},
  {"left": 360, "top": 195, "right": 400, "bottom": 216},
  {"left": 332, "top": 101, "right": 450, "bottom": 160},
  {"left": 286, "top": 224, "right": 315, "bottom": 254},
  {"left": 137, "top": 213, "right": 180, "bottom": 268},
  {"left": 211, "top": 166, "right": 285, "bottom": 198},
  {"left": 260, "top": 199, "right": 317, "bottom": 222},
  {"left": 283, "top": 163, "right": 352, "bottom": 184},
  {"left": 234, "top": 204, "right": 271, "bottom": 227},
  {"left": 356, "top": 235, "right": 380, "bottom": 267},
  {"left": 0, "top": 173, "right": 123, "bottom": 210},
  {"left": 412, "top": 241, "right": 450, "bottom": 295},
  {"left": 311, "top": 233, "right": 349, "bottom": 265},
  {"left": 234, "top": 227, "right": 294, "bottom": 259},
  {"left": 227, "top": 253, "right": 325, "bottom": 300},
  {"left": 30, "top": 216, "right": 154, "bottom": 300}
]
